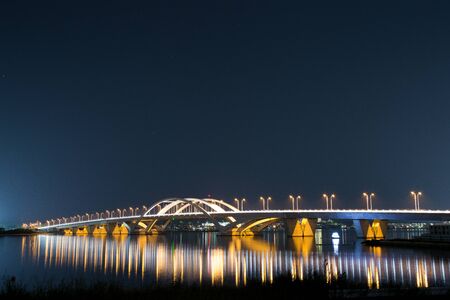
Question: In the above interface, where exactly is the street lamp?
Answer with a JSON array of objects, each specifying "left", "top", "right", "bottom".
[
  {"left": 362, "top": 193, "right": 375, "bottom": 210},
  {"left": 362, "top": 193, "right": 369, "bottom": 210},
  {"left": 289, "top": 195, "right": 301, "bottom": 210},
  {"left": 323, "top": 194, "right": 335, "bottom": 210},
  {"left": 241, "top": 198, "right": 246, "bottom": 211},
  {"left": 267, "top": 197, "right": 272, "bottom": 210},
  {"left": 322, "top": 194, "right": 329, "bottom": 210},
  {"left": 369, "top": 193, "right": 375, "bottom": 210},
  {"left": 259, "top": 197, "right": 266, "bottom": 210},
  {"left": 234, "top": 198, "right": 240, "bottom": 210},
  {"left": 289, "top": 195, "right": 295, "bottom": 210},
  {"left": 411, "top": 191, "right": 423, "bottom": 210},
  {"left": 330, "top": 194, "right": 335, "bottom": 210}
]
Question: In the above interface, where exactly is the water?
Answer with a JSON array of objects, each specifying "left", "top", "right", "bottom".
[{"left": 1, "top": 231, "right": 450, "bottom": 289}]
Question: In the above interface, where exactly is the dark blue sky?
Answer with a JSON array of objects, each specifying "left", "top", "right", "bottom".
[{"left": 1, "top": 1, "right": 450, "bottom": 224}]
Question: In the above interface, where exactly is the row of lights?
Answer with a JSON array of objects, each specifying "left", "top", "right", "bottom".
[
  {"left": 44, "top": 205, "right": 149, "bottom": 227},
  {"left": 234, "top": 191, "right": 423, "bottom": 211},
  {"left": 39, "top": 191, "right": 425, "bottom": 227}
]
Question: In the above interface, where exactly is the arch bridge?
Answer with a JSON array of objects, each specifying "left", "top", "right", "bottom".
[{"left": 35, "top": 197, "right": 450, "bottom": 240}]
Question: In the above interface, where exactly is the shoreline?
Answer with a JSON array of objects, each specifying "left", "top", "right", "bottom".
[
  {"left": 0, "top": 229, "right": 38, "bottom": 236},
  {"left": 363, "top": 239, "right": 450, "bottom": 249}
]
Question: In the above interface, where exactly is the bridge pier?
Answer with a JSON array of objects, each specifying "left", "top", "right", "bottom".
[
  {"left": 111, "top": 223, "right": 130, "bottom": 235},
  {"left": 353, "top": 219, "right": 388, "bottom": 240},
  {"left": 64, "top": 228, "right": 74, "bottom": 235},
  {"left": 92, "top": 225, "right": 108, "bottom": 234},
  {"left": 285, "top": 218, "right": 317, "bottom": 237}
]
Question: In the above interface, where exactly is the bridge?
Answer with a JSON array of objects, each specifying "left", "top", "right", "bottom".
[{"left": 33, "top": 197, "right": 450, "bottom": 240}]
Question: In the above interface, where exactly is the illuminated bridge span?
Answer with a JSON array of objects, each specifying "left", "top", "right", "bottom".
[{"left": 35, "top": 197, "right": 450, "bottom": 239}]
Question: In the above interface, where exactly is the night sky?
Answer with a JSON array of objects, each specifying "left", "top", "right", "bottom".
[{"left": 1, "top": 1, "right": 450, "bottom": 224}]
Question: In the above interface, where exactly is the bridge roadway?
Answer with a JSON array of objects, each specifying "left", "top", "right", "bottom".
[{"left": 36, "top": 207, "right": 450, "bottom": 240}]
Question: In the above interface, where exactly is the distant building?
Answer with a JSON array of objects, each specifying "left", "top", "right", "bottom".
[{"left": 426, "top": 224, "right": 450, "bottom": 241}]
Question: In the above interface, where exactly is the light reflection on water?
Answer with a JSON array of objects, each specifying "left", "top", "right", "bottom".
[{"left": 8, "top": 232, "right": 450, "bottom": 288}]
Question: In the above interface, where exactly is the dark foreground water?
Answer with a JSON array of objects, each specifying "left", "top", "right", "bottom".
[{"left": 1, "top": 230, "right": 450, "bottom": 289}]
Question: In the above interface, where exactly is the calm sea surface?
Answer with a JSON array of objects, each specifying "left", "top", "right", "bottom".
[{"left": 1, "top": 230, "right": 450, "bottom": 289}]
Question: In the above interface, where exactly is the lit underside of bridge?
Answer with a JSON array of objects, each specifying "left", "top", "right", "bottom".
[{"left": 35, "top": 197, "right": 450, "bottom": 240}]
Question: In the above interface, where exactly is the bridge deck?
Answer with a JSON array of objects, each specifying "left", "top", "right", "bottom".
[{"left": 37, "top": 209, "right": 450, "bottom": 230}]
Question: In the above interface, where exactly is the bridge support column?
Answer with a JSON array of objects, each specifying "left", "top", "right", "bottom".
[
  {"left": 110, "top": 223, "right": 129, "bottom": 235},
  {"left": 92, "top": 225, "right": 108, "bottom": 235},
  {"left": 106, "top": 223, "right": 117, "bottom": 235},
  {"left": 64, "top": 228, "right": 75, "bottom": 235},
  {"left": 285, "top": 218, "right": 317, "bottom": 237},
  {"left": 75, "top": 227, "right": 89, "bottom": 235},
  {"left": 353, "top": 219, "right": 388, "bottom": 240},
  {"left": 86, "top": 225, "right": 95, "bottom": 234}
]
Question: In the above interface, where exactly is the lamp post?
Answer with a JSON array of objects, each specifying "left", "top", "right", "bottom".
[
  {"left": 369, "top": 193, "right": 375, "bottom": 210},
  {"left": 289, "top": 195, "right": 301, "bottom": 210},
  {"left": 267, "top": 197, "right": 272, "bottom": 210},
  {"left": 362, "top": 193, "right": 369, "bottom": 210},
  {"left": 322, "top": 194, "right": 329, "bottom": 210},
  {"left": 411, "top": 191, "right": 422, "bottom": 210},
  {"left": 330, "top": 194, "right": 335, "bottom": 210},
  {"left": 362, "top": 193, "right": 375, "bottom": 210},
  {"left": 289, "top": 195, "right": 295, "bottom": 210},
  {"left": 259, "top": 197, "right": 266, "bottom": 210},
  {"left": 234, "top": 198, "right": 240, "bottom": 210},
  {"left": 296, "top": 196, "right": 301, "bottom": 210},
  {"left": 323, "top": 194, "right": 336, "bottom": 210},
  {"left": 241, "top": 198, "right": 246, "bottom": 211}
]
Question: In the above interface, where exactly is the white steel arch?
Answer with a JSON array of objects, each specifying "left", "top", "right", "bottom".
[
  {"left": 143, "top": 197, "right": 239, "bottom": 217},
  {"left": 142, "top": 197, "right": 239, "bottom": 232}
]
